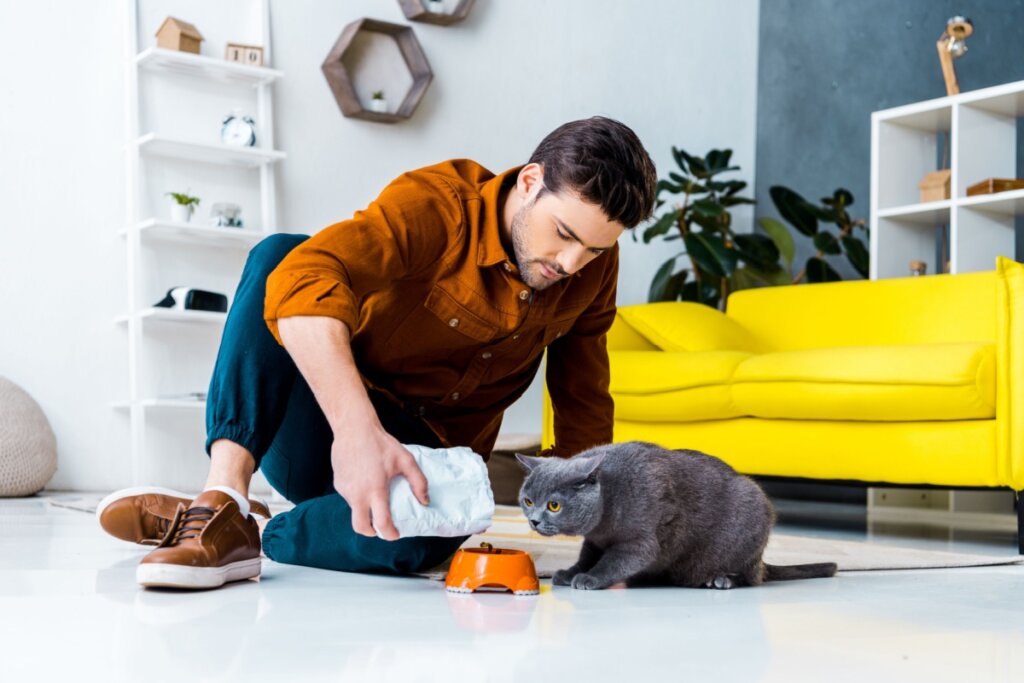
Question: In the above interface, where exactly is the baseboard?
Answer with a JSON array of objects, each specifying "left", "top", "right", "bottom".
[{"left": 868, "top": 505, "right": 1018, "bottom": 532}]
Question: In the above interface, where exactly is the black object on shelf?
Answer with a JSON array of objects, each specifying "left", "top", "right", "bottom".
[{"left": 153, "top": 287, "right": 228, "bottom": 313}]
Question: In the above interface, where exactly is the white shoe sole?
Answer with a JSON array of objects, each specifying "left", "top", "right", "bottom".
[{"left": 137, "top": 558, "right": 262, "bottom": 589}]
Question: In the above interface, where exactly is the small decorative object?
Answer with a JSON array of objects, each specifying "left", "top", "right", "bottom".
[
  {"left": 0, "top": 377, "right": 57, "bottom": 497},
  {"left": 966, "top": 178, "right": 1024, "bottom": 197},
  {"left": 166, "top": 191, "right": 200, "bottom": 223},
  {"left": 399, "top": 0, "right": 476, "bottom": 25},
  {"left": 919, "top": 169, "right": 951, "bottom": 203},
  {"left": 209, "top": 202, "right": 243, "bottom": 228},
  {"left": 370, "top": 90, "right": 388, "bottom": 113},
  {"left": 936, "top": 15, "right": 973, "bottom": 96},
  {"left": 909, "top": 260, "right": 928, "bottom": 276},
  {"left": 221, "top": 109, "right": 256, "bottom": 147},
  {"left": 225, "top": 42, "right": 264, "bottom": 66},
  {"left": 155, "top": 16, "right": 204, "bottom": 55},
  {"left": 154, "top": 287, "right": 228, "bottom": 313}
]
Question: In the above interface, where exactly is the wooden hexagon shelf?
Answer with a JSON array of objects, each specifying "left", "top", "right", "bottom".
[
  {"left": 398, "top": 0, "right": 475, "bottom": 26},
  {"left": 322, "top": 18, "right": 433, "bottom": 123}
]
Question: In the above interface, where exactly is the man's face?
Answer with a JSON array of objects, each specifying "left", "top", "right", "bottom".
[{"left": 510, "top": 185, "right": 624, "bottom": 291}]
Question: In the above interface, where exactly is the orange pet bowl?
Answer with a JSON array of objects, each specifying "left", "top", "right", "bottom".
[{"left": 445, "top": 543, "right": 540, "bottom": 596}]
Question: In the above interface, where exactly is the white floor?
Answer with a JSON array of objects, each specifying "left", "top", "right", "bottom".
[{"left": 2, "top": 496, "right": 1023, "bottom": 683}]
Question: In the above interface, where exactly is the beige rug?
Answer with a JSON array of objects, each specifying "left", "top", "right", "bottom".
[{"left": 417, "top": 505, "right": 1024, "bottom": 580}]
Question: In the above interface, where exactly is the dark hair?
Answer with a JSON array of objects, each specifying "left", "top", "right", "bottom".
[{"left": 528, "top": 116, "right": 657, "bottom": 229}]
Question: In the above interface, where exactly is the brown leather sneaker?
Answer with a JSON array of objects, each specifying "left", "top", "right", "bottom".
[
  {"left": 96, "top": 486, "right": 270, "bottom": 545},
  {"left": 136, "top": 490, "right": 262, "bottom": 589}
]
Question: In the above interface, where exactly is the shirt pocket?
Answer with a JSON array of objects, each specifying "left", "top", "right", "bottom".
[{"left": 424, "top": 284, "right": 499, "bottom": 343}]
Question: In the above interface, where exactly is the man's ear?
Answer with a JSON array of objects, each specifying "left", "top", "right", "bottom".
[
  {"left": 515, "top": 453, "right": 541, "bottom": 471},
  {"left": 516, "top": 162, "right": 545, "bottom": 199}
]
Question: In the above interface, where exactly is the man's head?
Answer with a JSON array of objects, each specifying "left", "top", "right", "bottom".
[{"left": 504, "top": 117, "right": 656, "bottom": 290}]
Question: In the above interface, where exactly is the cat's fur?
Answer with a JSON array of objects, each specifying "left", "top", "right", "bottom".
[{"left": 516, "top": 441, "right": 837, "bottom": 590}]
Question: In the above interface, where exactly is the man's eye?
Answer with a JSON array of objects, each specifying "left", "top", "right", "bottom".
[{"left": 556, "top": 229, "right": 571, "bottom": 241}]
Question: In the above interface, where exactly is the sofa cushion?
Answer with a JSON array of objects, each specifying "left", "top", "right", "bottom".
[
  {"left": 610, "top": 350, "right": 751, "bottom": 422},
  {"left": 731, "top": 342, "right": 996, "bottom": 421},
  {"left": 616, "top": 302, "right": 763, "bottom": 353}
]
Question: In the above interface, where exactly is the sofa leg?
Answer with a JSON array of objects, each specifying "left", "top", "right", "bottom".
[{"left": 1018, "top": 492, "right": 1024, "bottom": 556}]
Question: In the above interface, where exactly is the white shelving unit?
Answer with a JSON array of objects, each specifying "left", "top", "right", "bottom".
[
  {"left": 871, "top": 80, "right": 1024, "bottom": 279},
  {"left": 120, "top": 0, "right": 283, "bottom": 486},
  {"left": 869, "top": 82, "right": 1022, "bottom": 519}
]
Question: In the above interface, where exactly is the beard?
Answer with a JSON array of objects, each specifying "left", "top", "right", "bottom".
[{"left": 510, "top": 200, "right": 567, "bottom": 291}]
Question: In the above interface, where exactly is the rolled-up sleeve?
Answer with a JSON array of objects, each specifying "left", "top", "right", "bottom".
[
  {"left": 543, "top": 246, "right": 618, "bottom": 457},
  {"left": 264, "top": 171, "right": 461, "bottom": 345}
]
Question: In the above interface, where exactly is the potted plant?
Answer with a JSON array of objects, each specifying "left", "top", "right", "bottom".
[
  {"left": 641, "top": 147, "right": 783, "bottom": 309},
  {"left": 166, "top": 191, "right": 200, "bottom": 224},
  {"left": 370, "top": 90, "right": 387, "bottom": 113},
  {"left": 764, "top": 185, "right": 870, "bottom": 282}
]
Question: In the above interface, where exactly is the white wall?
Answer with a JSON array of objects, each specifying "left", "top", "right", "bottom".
[{"left": 0, "top": 0, "right": 759, "bottom": 491}]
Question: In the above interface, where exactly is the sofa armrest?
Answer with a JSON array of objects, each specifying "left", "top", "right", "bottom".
[
  {"left": 616, "top": 302, "right": 763, "bottom": 353},
  {"left": 996, "top": 256, "right": 1024, "bottom": 490}
]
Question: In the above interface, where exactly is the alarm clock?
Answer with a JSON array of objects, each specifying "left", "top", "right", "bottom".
[{"left": 221, "top": 111, "right": 256, "bottom": 147}]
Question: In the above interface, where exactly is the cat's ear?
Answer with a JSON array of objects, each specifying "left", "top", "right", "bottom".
[
  {"left": 515, "top": 453, "right": 541, "bottom": 471},
  {"left": 578, "top": 452, "right": 607, "bottom": 479}
]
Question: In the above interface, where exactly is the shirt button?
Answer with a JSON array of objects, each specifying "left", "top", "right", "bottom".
[
  {"left": 518, "top": 290, "right": 529, "bottom": 301},
  {"left": 512, "top": 334, "right": 520, "bottom": 341},
  {"left": 416, "top": 405, "right": 426, "bottom": 417},
  {"left": 503, "top": 263, "right": 512, "bottom": 272},
  {"left": 481, "top": 352, "right": 492, "bottom": 359},
  {"left": 450, "top": 392, "right": 461, "bottom": 401},
  {"left": 448, "top": 318, "right": 459, "bottom": 328}
]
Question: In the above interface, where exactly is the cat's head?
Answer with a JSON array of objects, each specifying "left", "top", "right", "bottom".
[{"left": 515, "top": 451, "right": 606, "bottom": 537}]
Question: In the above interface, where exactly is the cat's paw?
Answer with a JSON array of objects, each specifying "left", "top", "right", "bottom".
[
  {"left": 552, "top": 568, "right": 577, "bottom": 586},
  {"left": 570, "top": 573, "right": 610, "bottom": 590},
  {"left": 704, "top": 574, "right": 736, "bottom": 590}
]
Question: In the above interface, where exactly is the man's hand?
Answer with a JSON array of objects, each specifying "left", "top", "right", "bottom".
[{"left": 331, "top": 425, "right": 430, "bottom": 541}]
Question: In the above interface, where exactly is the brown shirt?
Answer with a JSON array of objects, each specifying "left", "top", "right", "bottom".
[{"left": 263, "top": 159, "right": 616, "bottom": 459}]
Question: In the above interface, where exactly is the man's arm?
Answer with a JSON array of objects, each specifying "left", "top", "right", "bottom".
[
  {"left": 542, "top": 246, "right": 619, "bottom": 458},
  {"left": 277, "top": 316, "right": 428, "bottom": 541}
]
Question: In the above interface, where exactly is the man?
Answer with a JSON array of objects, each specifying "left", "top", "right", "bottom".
[{"left": 97, "top": 116, "right": 657, "bottom": 589}]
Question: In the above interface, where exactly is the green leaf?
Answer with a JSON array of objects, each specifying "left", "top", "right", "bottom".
[
  {"left": 770, "top": 186, "right": 819, "bottom": 236},
  {"left": 745, "top": 264, "right": 793, "bottom": 286},
  {"left": 841, "top": 236, "right": 870, "bottom": 278},
  {"left": 758, "top": 217, "right": 795, "bottom": 271},
  {"left": 689, "top": 211, "right": 723, "bottom": 232},
  {"left": 813, "top": 230, "right": 842, "bottom": 255},
  {"left": 733, "top": 233, "right": 781, "bottom": 269},
  {"left": 684, "top": 233, "right": 737, "bottom": 277},
  {"left": 671, "top": 146, "right": 689, "bottom": 174},
  {"left": 720, "top": 196, "right": 756, "bottom": 207},
  {"left": 656, "top": 179, "right": 683, "bottom": 197},
  {"left": 833, "top": 188, "right": 854, "bottom": 209},
  {"left": 679, "top": 149, "right": 708, "bottom": 179},
  {"left": 805, "top": 257, "right": 842, "bottom": 283},
  {"left": 690, "top": 199, "right": 726, "bottom": 217},
  {"left": 648, "top": 257, "right": 679, "bottom": 302},
  {"left": 730, "top": 266, "right": 761, "bottom": 291},
  {"left": 642, "top": 210, "right": 680, "bottom": 244},
  {"left": 664, "top": 270, "right": 688, "bottom": 301},
  {"left": 682, "top": 281, "right": 721, "bottom": 308}
]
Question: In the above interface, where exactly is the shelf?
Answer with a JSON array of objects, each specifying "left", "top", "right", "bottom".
[
  {"left": 399, "top": 0, "right": 476, "bottom": 26},
  {"left": 136, "top": 133, "right": 285, "bottom": 167},
  {"left": 113, "top": 398, "right": 206, "bottom": 411},
  {"left": 122, "top": 219, "right": 266, "bottom": 248},
  {"left": 115, "top": 308, "right": 228, "bottom": 325},
  {"left": 958, "top": 188, "right": 1024, "bottom": 216},
  {"left": 135, "top": 47, "right": 283, "bottom": 85},
  {"left": 877, "top": 200, "right": 951, "bottom": 225}
]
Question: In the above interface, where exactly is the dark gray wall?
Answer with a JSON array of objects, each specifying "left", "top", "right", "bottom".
[{"left": 755, "top": 0, "right": 1024, "bottom": 277}]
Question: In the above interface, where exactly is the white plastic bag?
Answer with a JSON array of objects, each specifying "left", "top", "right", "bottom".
[{"left": 378, "top": 444, "right": 495, "bottom": 538}]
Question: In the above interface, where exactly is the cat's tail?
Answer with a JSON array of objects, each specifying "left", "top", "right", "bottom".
[{"left": 764, "top": 562, "right": 837, "bottom": 581}]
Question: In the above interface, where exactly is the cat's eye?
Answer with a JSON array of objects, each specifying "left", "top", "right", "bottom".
[
  {"left": 523, "top": 498, "right": 534, "bottom": 507},
  {"left": 547, "top": 501, "right": 561, "bottom": 513}
]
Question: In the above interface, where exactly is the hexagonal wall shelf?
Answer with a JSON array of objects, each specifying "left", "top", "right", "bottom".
[
  {"left": 322, "top": 18, "right": 433, "bottom": 123},
  {"left": 398, "top": 0, "right": 475, "bottom": 26}
]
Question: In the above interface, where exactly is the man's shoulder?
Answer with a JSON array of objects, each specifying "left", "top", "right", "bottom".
[{"left": 398, "top": 159, "right": 495, "bottom": 199}]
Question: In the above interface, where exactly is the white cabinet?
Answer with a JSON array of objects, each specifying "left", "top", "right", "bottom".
[{"left": 871, "top": 81, "right": 1023, "bottom": 279}]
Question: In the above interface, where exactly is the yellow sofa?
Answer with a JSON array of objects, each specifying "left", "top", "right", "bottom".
[{"left": 543, "top": 256, "right": 1024, "bottom": 551}]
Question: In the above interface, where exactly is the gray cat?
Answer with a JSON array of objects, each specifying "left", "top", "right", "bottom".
[{"left": 516, "top": 441, "right": 837, "bottom": 590}]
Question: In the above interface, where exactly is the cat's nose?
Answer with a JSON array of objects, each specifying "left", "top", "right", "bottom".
[{"left": 528, "top": 519, "right": 538, "bottom": 529}]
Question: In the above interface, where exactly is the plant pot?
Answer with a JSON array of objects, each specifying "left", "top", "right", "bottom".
[
  {"left": 370, "top": 98, "right": 388, "bottom": 114},
  {"left": 170, "top": 203, "right": 194, "bottom": 223}
]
